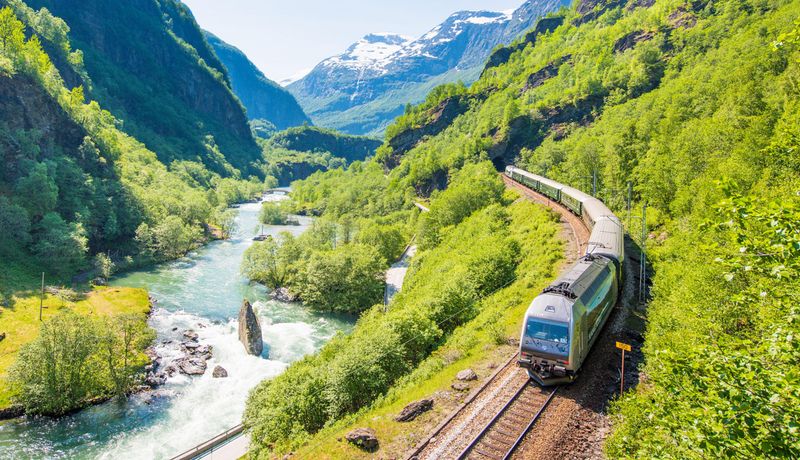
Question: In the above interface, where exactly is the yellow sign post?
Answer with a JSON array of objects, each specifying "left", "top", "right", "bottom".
[{"left": 616, "top": 342, "right": 631, "bottom": 394}]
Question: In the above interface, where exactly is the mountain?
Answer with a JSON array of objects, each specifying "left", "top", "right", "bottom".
[
  {"left": 288, "top": 0, "right": 570, "bottom": 136},
  {"left": 22, "top": 0, "right": 262, "bottom": 176},
  {"left": 205, "top": 32, "right": 311, "bottom": 132}
]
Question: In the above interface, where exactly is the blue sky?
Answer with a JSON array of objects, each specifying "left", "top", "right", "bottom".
[{"left": 182, "top": 0, "right": 525, "bottom": 83}]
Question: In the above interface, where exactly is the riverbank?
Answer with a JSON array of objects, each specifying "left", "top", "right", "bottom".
[
  {"left": 0, "top": 199, "right": 355, "bottom": 459},
  {"left": 0, "top": 286, "right": 152, "bottom": 414}
]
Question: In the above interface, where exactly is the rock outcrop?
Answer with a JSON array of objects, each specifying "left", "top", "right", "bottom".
[
  {"left": 345, "top": 427, "right": 379, "bottom": 452},
  {"left": 456, "top": 369, "right": 478, "bottom": 381},
  {"left": 395, "top": 399, "right": 434, "bottom": 422},
  {"left": 451, "top": 382, "right": 471, "bottom": 392},
  {"left": 238, "top": 300, "right": 263, "bottom": 356}
]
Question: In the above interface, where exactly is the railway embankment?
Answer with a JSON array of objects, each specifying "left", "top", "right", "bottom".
[{"left": 405, "top": 176, "right": 648, "bottom": 460}]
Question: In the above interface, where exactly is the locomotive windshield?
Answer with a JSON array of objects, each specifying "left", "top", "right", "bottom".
[{"left": 523, "top": 318, "right": 569, "bottom": 356}]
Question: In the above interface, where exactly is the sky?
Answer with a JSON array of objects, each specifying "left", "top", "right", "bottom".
[{"left": 181, "top": 0, "right": 526, "bottom": 84}]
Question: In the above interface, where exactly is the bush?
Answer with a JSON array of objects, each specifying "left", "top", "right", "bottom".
[
  {"left": 259, "top": 201, "right": 289, "bottom": 225},
  {"left": 295, "top": 244, "right": 385, "bottom": 313}
]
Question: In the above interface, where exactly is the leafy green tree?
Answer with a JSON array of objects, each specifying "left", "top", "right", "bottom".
[
  {"left": 98, "top": 314, "right": 156, "bottom": 397},
  {"left": 15, "top": 163, "right": 58, "bottom": 219},
  {"left": 94, "top": 252, "right": 114, "bottom": 280},
  {"left": 0, "top": 6, "right": 24, "bottom": 62},
  {"left": 296, "top": 244, "right": 385, "bottom": 313},
  {"left": 214, "top": 208, "right": 238, "bottom": 239},
  {"left": 0, "top": 196, "right": 31, "bottom": 250},
  {"left": 241, "top": 232, "right": 301, "bottom": 289},
  {"left": 30, "top": 212, "right": 88, "bottom": 275},
  {"left": 259, "top": 201, "right": 289, "bottom": 225},
  {"left": 355, "top": 221, "right": 406, "bottom": 263},
  {"left": 151, "top": 215, "right": 200, "bottom": 259},
  {"left": 9, "top": 311, "right": 100, "bottom": 416}
]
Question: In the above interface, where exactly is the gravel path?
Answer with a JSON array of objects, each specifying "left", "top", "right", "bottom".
[{"left": 385, "top": 245, "right": 418, "bottom": 304}]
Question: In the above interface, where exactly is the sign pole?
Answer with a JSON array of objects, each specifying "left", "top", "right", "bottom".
[
  {"left": 620, "top": 349, "right": 625, "bottom": 394},
  {"left": 616, "top": 341, "right": 631, "bottom": 394},
  {"left": 39, "top": 272, "right": 44, "bottom": 321}
]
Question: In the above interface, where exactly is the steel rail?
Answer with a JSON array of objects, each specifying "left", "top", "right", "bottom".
[
  {"left": 405, "top": 352, "right": 519, "bottom": 460},
  {"left": 456, "top": 384, "right": 558, "bottom": 460}
]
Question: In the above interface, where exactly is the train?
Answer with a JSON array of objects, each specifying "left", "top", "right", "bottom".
[{"left": 504, "top": 166, "right": 625, "bottom": 385}]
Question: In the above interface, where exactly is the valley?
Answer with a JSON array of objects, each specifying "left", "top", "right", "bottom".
[{"left": 1, "top": 0, "right": 798, "bottom": 458}]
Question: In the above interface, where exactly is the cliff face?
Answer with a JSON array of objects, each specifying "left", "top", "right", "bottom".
[
  {"left": 24, "top": 0, "right": 261, "bottom": 176},
  {"left": 206, "top": 32, "right": 310, "bottom": 131}
]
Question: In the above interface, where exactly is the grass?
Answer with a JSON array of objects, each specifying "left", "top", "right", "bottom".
[
  {"left": 0, "top": 285, "right": 150, "bottom": 410},
  {"left": 287, "top": 198, "right": 564, "bottom": 458}
]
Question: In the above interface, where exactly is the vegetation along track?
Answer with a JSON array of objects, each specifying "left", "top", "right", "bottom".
[
  {"left": 407, "top": 176, "right": 591, "bottom": 460},
  {"left": 457, "top": 383, "right": 558, "bottom": 460}
]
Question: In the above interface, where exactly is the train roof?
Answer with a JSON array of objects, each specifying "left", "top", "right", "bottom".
[
  {"left": 525, "top": 293, "right": 572, "bottom": 324},
  {"left": 543, "top": 256, "right": 612, "bottom": 300},
  {"left": 587, "top": 216, "right": 624, "bottom": 263}
]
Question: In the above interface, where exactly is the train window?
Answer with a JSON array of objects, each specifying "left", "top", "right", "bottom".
[{"left": 523, "top": 318, "right": 569, "bottom": 356}]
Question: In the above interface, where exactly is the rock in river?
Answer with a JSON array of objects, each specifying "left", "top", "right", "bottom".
[
  {"left": 212, "top": 365, "right": 228, "bottom": 378},
  {"left": 345, "top": 427, "right": 379, "bottom": 452},
  {"left": 238, "top": 299, "right": 263, "bottom": 356},
  {"left": 395, "top": 398, "right": 433, "bottom": 422},
  {"left": 178, "top": 357, "right": 207, "bottom": 376},
  {"left": 270, "top": 287, "right": 297, "bottom": 302}
]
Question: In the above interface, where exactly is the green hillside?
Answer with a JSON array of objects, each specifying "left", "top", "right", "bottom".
[
  {"left": 0, "top": 1, "right": 268, "bottom": 290},
  {"left": 242, "top": 0, "right": 800, "bottom": 456},
  {"left": 260, "top": 126, "right": 382, "bottom": 185},
  {"left": 21, "top": 0, "right": 262, "bottom": 176}
]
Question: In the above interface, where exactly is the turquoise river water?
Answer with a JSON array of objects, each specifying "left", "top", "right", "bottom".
[{"left": 0, "top": 195, "right": 354, "bottom": 459}]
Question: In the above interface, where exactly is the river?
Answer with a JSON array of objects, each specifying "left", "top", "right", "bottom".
[{"left": 0, "top": 195, "right": 354, "bottom": 459}]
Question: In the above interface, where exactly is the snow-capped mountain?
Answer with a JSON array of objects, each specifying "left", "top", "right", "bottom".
[{"left": 288, "top": 0, "right": 570, "bottom": 135}]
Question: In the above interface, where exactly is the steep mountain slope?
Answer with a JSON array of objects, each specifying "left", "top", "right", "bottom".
[
  {"left": 288, "top": 0, "right": 570, "bottom": 136},
  {"left": 22, "top": 0, "right": 262, "bottom": 176},
  {"left": 205, "top": 32, "right": 311, "bottom": 131},
  {"left": 0, "top": 1, "right": 267, "bottom": 289}
]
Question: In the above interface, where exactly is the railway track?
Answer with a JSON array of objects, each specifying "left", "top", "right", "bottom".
[{"left": 456, "top": 382, "right": 558, "bottom": 460}]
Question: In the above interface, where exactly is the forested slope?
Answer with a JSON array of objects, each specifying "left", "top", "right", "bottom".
[
  {"left": 243, "top": 0, "right": 800, "bottom": 456},
  {"left": 0, "top": 1, "right": 268, "bottom": 291},
  {"left": 260, "top": 126, "right": 382, "bottom": 185},
  {"left": 19, "top": 0, "right": 262, "bottom": 176}
]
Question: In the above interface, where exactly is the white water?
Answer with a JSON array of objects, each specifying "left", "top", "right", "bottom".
[{"left": 0, "top": 196, "right": 354, "bottom": 459}]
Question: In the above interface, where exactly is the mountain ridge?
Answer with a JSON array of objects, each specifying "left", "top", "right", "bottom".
[
  {"left": 288, "top": 0, "right": 570, "bottom": 136},
  {"left": 205, "top": 31, "right": 311, "bottom": 132}
]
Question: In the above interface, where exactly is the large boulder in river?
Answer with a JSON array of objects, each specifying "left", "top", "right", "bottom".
[{"left": 238, "top": 300, "right": 263, "bottom": 356}]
